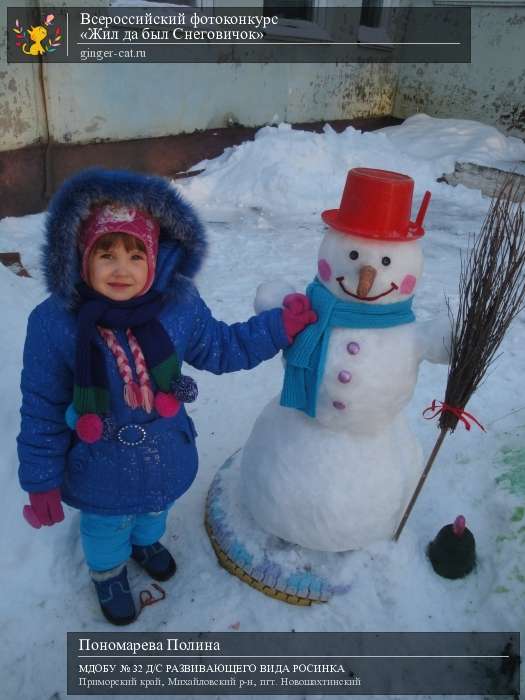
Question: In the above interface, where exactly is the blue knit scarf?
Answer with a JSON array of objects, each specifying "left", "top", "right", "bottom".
[{"left": 280, "top": 278, "right": 415, "bottom": 417}]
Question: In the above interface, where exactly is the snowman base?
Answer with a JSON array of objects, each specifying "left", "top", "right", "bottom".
[{"left": 205, "top": 450, "right": 354, "bottom": 605}]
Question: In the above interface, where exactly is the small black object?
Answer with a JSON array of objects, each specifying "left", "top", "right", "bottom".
[
  {"left": 102, "top": 414, "right": 116, "bottom": 440},
  {"left": 427, "top": 515, "right": 476, "bottom": 579},
  {"left": 171, "top": 374, "right": 198, "bottom": 403}
]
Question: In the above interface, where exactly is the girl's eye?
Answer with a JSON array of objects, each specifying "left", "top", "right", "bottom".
[
  {"left": 349, "top": 250, "right": 359, "bottom": 260},
  {"left": 382, "top": 256, "right": 391, "bottom": 266},
  {"left": 132, "top": 254, "right": 145, "bottom": 261},
  {"left": 100, "top": 253, "right": 113, "bottom": 259}
]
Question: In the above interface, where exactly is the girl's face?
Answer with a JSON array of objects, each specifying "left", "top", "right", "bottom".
[{"left": 87, "top": 237, "right": 149, "bottom": 300}]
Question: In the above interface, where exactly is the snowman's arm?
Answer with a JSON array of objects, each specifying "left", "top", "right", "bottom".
[
  {"left": 415, "top": 316, "right": 453, "bottom": 365},
  {"left": 254, "top": 279, "right": 296, "bottom": 314}
]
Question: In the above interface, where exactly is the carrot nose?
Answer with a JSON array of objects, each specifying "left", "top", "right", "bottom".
[{"left": 357, "top": 265, "right": 377, "bottom": 298}]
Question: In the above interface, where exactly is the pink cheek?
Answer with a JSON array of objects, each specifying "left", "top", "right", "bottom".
[
  {"left": 399, "top": 274, "right": 417, "bottom": 295},
  {"left": 318, "top": 258, "right": 332, "bottom": 282}
]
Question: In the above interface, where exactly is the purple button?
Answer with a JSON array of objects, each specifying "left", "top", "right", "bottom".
[
  {"left": 332, "top": 401, "right": 346, "bottom": 410},
  {"left": 338, "top": 370, "right": 352, "bottom": 383},
  {"left": 347, "top": 341, "right": 360, "bottom": 355}
]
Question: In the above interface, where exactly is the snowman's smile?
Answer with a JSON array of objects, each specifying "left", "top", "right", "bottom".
[{"left": 336, "top": 276, "right": 399, "bottom": 301}]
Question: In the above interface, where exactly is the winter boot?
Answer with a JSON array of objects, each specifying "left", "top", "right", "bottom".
[
  {"left": 131, "top": 542, "right": 176, "bottom": 581},
  {"left": 91, "top": 565, "right": 136, "bottom": 625}
]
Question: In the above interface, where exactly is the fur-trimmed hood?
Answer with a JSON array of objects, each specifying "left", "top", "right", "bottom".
[{"left": 43, "top": 168, "right": 207, "bottom": 308}]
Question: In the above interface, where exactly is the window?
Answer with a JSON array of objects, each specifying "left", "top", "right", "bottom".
[
  {"left": 358, "top": 0, "right": 394, "bottom": 49},
  {"left": 264, "top": 0, "right": 314, "bottom": 22},
  {"left": 360, "top": 0, "right": 383, "bottom": 28},
  {"left": 261, "top": 0, "right": 331, "bottom": 42}
]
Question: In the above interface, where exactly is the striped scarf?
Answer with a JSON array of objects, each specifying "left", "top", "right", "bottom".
[
  {"left": 74, "top": 282, "right": 181, "bottom": 419},
  {"left": 98, "top": 327, "right": 155, "bottom": 413}
]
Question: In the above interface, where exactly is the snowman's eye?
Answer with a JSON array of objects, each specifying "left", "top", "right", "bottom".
[
  {"left": 349, "top": 250, "right": 359, "bottom": 261},
  {"left": 382, "top": 256, "right": 391, "bottom": 266}
]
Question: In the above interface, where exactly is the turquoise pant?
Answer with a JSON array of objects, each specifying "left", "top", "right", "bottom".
[{"left": 80, "top": 509, "right": 170, "bottom": 572}]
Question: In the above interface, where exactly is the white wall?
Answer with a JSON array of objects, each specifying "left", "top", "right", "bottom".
[
  {"left": 1, "top": 0, "right": 397, "bottom": 150},
  {"left": 3, "top": 1, "right": 522, "bottom": 153},
  {"left": 41, "top": 62, "right": 396, "bottom": 145},
  {"left": 393, "top": 4, "right": 525, "bottom": 138},
  {"left": 0, "top": 0, "right": 48, "bottom": 149}
]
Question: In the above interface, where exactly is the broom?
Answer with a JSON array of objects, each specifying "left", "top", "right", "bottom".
[{"left": 394, "top": 177, "right": 525, "bottom": 541}]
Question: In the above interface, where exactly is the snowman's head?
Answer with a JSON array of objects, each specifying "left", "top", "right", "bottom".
[{"left": 317, "top": 228, "right": 423, "bottom": 304}]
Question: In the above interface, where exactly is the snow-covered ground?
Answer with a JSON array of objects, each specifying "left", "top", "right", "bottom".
[{"left": 1, "top": 114, "right": 524, "bottom": 700}]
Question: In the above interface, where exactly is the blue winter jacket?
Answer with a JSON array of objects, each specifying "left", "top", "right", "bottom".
[{"left": 17, "top": 168, "right": 289, "bottom": 515}]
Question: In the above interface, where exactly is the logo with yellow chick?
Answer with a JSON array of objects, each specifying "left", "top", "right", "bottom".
[{"left": 13, "top": 14, "right": 62, "bottom": 56}]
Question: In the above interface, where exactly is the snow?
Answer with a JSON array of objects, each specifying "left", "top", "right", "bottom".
[
  {"left": 380, "top": 113, "right": 525, "bottom": 172},
  {"left": 178, "top": 113, "right": 524, "bottom": 218},
  {"left": 241, "top": 394, "right": 424, "bottom": 550},
  {"left": 1, "top": 114, "right": 524, "bottom": 699}
]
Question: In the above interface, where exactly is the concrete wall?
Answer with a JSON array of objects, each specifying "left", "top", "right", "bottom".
[
  {"left": 393, "top": 4, "right": 525, "bottom": 137},
  {"left": 1, "top": 0, "right": 396, "bottom": 151},
  {"left": 285, "top": 63, "right": 398, "bottom": 125},
  {"left": 2, "top": 1, "right": 523, "bottom": 154},
  {"left": 0, "top": 0, "right": 47, "bottom": 148},
  {"left": 43, "top": 62, "right": 397, "bottom": 145}
]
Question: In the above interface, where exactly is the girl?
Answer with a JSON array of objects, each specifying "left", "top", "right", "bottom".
[{"left": 17, "top": 168, "right": 316, "bottom": 625}]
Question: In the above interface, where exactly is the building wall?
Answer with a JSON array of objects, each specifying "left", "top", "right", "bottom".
[
  {"left": 2, "top": 1, "right": 523, "bottom": 155},
  {"left": 0, "top": 0, "right": 47, "bottom": 149},
  {"left": 1, "top": 0, "right": 396, "bottom": 151},
  {"left": 286, "top": 63, "right": 398, "bottom": 126},
  {"left": 43, "top": 62, "right": 397, "bottom": 145},
  {"left": 393, "top": 4, "right": 525, "bottom": 137}
]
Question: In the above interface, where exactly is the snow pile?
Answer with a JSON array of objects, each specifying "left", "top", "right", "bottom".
[
  {"left": 0, "top": 212, "right": 47, "bottom": 279},
  {"left": 380, "top": 113, "right": 525, "bottom": 171},
  {"left": 178, "top": 114, "right": 523, "bottom": 217}
]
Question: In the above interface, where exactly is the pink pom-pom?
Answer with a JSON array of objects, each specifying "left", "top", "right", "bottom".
[
  {"left": 76, "top": 413, "right": 103, "bottom": 443},
  {"left": 154, "top": 392, "right": 181, "bottom": 418}
]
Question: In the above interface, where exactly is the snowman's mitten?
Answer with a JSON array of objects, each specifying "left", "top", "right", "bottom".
[
  {"left": 282, "top": 293, "right": 317, "bottom": 342},
  {"left": 25, "top": 488, "right": 64, "bottom": 527}
]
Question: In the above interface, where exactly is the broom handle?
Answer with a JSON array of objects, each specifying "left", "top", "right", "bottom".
[{"left": 393, "top": 427, "right": 448, "bottom": 542}]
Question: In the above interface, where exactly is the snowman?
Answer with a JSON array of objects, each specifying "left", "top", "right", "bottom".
[{"left": 240, "top": 168, "right": 451, "bottom": 552}]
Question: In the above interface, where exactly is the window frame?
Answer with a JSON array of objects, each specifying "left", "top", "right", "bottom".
[{"left": 357, "top": 0, "right": 395, "bottom": 50}]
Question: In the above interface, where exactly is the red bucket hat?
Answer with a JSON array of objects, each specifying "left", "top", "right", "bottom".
[
  {"left": 322, "top": 168, "right": 431, "bottom": 242},
  {"left": 79, "top": 203, "right": 160, "bottom": 294}
]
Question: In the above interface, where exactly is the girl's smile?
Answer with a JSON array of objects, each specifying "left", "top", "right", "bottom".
[{"left": 87, "top": 238, "right": 149, "bottom": 300}]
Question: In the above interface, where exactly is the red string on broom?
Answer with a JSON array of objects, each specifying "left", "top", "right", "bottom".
[{"left": 423, "top": 400, "right": 486, "bottom": 432}]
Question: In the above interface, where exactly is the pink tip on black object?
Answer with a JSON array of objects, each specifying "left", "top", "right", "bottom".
[
  {"left": 453, "top": 514, "right": 466, "bottom": 537},
  {"left": 427, "top": 515, "right": 476, "bottom": 579}
]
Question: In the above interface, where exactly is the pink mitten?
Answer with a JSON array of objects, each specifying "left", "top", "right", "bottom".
[
  {"left": 23, "top": 488, "right": 64, "bottom": 528},
  {"left": 282, "top": 293, "right": 317, "bottom": 342}
]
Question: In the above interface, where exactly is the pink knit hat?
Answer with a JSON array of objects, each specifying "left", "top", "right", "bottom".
[{"left": 79, "top": 203, "right": 160, "bottom": 294}]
